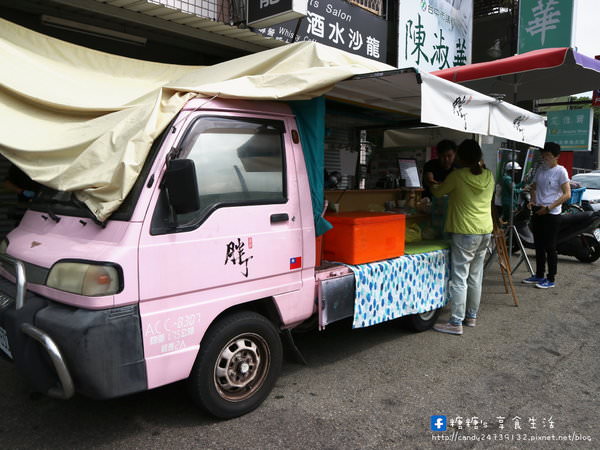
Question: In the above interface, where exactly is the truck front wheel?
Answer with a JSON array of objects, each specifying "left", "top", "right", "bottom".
[{"left": 189, "top": 311, "right": 282, "bottom": 419}]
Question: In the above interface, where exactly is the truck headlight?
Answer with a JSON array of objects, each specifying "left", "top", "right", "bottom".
[{"left": 47, "top": 261, "right": 122, "bottom": 296}]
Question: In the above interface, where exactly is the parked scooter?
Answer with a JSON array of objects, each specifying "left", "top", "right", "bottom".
[{"left": 512, "top": 191, "right": 600, "bottom": 263}]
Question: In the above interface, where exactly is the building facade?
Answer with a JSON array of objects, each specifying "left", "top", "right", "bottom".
[{"left": 0, "top": 0, "right": 389, "bottom": 65}]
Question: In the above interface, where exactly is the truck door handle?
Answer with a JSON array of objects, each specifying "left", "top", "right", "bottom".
[{"left": 270, "top": 213, "right": 289, "bottom": 223}]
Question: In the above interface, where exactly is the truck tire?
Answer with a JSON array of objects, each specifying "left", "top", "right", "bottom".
[
  {"left": 404, "top": 308, "right": 441, "bottom": 332},
  {"left": 188, "top": 311, "right": 282, "bottom": 419}
]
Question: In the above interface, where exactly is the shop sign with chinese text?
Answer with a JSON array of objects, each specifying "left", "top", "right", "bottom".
[
  {"left": 254, "top": 0, "right": 387, "bottom": 62},
  {"left": 546, "top": 109, "right": 593, "bottom": 151},
  {"left": 518, "top": 0, "right": 573, "bottom": 54},
  {"left": 398, "top": 0, "right": 473, "bottom": 72}
]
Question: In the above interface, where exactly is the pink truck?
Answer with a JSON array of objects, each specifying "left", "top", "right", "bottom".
[{"left": 0, "top": 96, "right": 446, "bottom": 418}]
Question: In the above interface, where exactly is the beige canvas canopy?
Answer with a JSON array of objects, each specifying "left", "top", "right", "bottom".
[
  {"left": 0, "top": 18, "right": 392, "bottom": 221},
  {"left": 0, "top": 18, "right": 546, "bottom": 221}
]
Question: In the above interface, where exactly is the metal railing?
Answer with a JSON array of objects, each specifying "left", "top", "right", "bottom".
[
  {"left": 0, "top": 253, "right": 74, "bottom": 399},
  {"left": 348, "top": 0, "right": 385, "bottom": 16},
  {"left": 21, "top": 324, "right": 75, "bottom": 399},
  {"left": 146, "top": 0, "right": 384, "bottom": 22},
  {"left": 147, "top": 0, "right": 246, "bottom": 24}
]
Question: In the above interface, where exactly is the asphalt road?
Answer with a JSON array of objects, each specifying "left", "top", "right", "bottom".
[{"left": 1, "top": 250, "right": 598, "bottom": 449}]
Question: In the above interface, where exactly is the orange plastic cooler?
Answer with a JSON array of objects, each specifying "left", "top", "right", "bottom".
[{"left": 323, "top": 212, "right": 406, "bottom": 265}]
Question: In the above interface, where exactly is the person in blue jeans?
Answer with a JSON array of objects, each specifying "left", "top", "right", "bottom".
[
  {"left": 431, "top": 140, "right": 495, "bottom": 336},
  {"left": 522, "top": 142, "right": 570, "bottom": 289}
]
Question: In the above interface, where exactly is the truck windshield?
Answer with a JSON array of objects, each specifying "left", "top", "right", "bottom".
[
  {"left": 29, "top": 190, "right": 94, "bottom": 220},
  {"left": 25, "top": 121, "right": 169, "bottom": 223}
]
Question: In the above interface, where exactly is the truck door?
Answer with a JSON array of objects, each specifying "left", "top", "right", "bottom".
[{"left": 138, "top": 114, "right": 304, "bottom": 305}]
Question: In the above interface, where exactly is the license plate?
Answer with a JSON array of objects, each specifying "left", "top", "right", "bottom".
[
  {"left": 594, "top": 228, "right": 600, "bottom": 242},
  {"left": 0, "top": 326, "right": 12, "bottom": 359}
]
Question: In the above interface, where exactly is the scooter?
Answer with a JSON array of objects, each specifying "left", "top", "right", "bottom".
[{"left": 512, "top": 193, "right": 600, "bottom": 263}]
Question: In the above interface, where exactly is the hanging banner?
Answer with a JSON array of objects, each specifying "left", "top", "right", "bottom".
[
  {"left": 546, "top": 109, "right": 593, "bottom": 151},
  {"left": 421, "top": 73, "right": 547, "bottom": 147},
  {"left": 398, "top": 0, "right": 473, "bottom": 72},
  {"left": 420, "top": 72, "right": 489, "bottom": 135},
  {"left": 254, "top": 0, "right": 387, "bottom": 62},
  {"left": 489, "top": 102, "right": 547, "bottom": 148},
  {"left": 518, "top": 0, "right": 573, "bottom": 54}
]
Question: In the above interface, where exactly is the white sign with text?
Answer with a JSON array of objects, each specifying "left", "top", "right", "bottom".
[{"left": 398, "top": 0, "right": 473, "bottom": 72}]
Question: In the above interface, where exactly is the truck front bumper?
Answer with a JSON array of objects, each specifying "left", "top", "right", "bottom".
[{"left": 0, "top": 257, "right": 147, "bottom": 400}]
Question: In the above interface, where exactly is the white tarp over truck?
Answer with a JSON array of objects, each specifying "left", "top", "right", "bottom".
[{"left": 0, "top": 18, "right": 546, "bottom": 222}]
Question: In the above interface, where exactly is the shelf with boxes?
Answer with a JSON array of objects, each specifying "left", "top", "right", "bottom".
[{"left": 324, "top": 188, "right": 423, "bottom": 213}]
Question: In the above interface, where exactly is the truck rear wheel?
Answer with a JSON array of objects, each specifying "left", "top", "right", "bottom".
[
  {"left": 404, "top": 308, "right": 441, "bottom": 332},
  {"left": 189, "top": 311, "right": 282, "bottom": 419}
]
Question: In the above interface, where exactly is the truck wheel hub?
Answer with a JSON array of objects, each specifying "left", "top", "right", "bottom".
[{"left": 214, "top": 333, "right": 271, "bottom": 401}]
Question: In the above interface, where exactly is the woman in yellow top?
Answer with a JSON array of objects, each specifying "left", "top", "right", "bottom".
[{"left": 431, "top": 139, "right": 495, "bottom": 336}]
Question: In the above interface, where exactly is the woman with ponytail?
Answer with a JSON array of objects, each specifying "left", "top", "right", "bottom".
[{"left": 430, "top": 139, "right": 495, "bottom": 336}]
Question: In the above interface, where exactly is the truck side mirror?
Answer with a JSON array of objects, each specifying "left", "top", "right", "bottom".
[{"left": 163, "top": 159, "right": 201, "bottom": 215}]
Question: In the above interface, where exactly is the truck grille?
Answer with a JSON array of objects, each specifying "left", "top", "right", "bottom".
[{"left": 1, "top": 260, "right": 49, "bottom": 285}]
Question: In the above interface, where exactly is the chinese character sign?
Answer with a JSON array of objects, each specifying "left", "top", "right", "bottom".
[
  {"left": 398, "top": 0, "right": 473, "bottom": 72},
  {"left": 518, "top": 0, "right": 573, "bottom": 53},
  {"left": 254, "top": 0, "right": 387, "bottom": 62},
  {"left": 546, "top": 109, "right": 593, "bottom": 151}
]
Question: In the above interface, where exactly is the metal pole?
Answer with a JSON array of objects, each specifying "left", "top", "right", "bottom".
[
  {"left": 507, "top": 74, "right": 520, "bottom": 259},
  {"left": 292, "top": 18, "right": 303, "bottom": 42}
]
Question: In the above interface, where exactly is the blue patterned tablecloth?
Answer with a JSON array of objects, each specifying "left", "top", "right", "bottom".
[{"left": 347, "top": 249, "right": 450, "bottom": 329}]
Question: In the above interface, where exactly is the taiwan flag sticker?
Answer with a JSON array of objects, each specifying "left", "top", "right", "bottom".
[{"left": 289, "top": 257, "right": 302, "bottom": 270}]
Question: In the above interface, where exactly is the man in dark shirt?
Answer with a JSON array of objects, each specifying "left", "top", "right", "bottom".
[{"left": 422, "top": 139, "right": 457, "bottom": 199}]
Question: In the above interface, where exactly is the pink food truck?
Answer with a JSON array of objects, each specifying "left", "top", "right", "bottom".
[{"left": 0, "top": 94, "right": 449, "bottom": 418}]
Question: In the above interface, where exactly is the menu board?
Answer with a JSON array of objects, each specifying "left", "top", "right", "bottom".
[{"left": 398, "top": 158, "right": 421, "bottom": 188}]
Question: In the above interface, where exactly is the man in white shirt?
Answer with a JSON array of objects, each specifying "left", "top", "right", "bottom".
[{"left": 522, "top": 142, "right": 571, "bottom": 289}]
